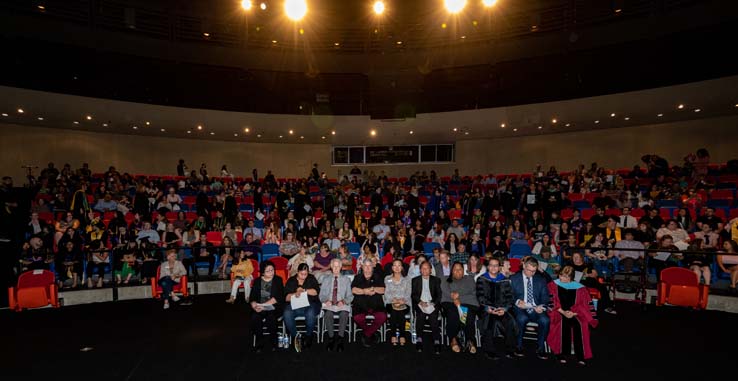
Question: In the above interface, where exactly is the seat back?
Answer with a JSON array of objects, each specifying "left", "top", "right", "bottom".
[
  {"left": 422, "top": 242, "right": 441, "bottom": 255},
  {"left": 269, "top": 256, "right": 289, "bottom": 271},
  {"left": 660, "top": 267, "right": 698, "bottom": 286},
  {"left": 17, "top": 270, "right": 55, "bottom": 289},
  {"left": 11, "top": 270, "right": 59, "bottom": 311},
  {"left": 261, "top": 243, "right": 280, "bottom": 260}
]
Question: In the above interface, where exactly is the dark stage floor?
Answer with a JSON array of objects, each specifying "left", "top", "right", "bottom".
[{"left": 1, "top": 294, "right": 734, "bottom": 380}]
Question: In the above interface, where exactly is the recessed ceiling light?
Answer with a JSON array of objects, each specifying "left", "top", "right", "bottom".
[
  {"left": 279, "top": 135, "right": 283, "bottom": 138},
  {"left": 300, "top": 136, "right": 304, "bottom": 139},
  {"left": 37, "top": 117, "right": 44, "bottom": 121},
  {"left": 500, "top": 123, "right": 505, "bottom": 128},
  {"left": 460, "top": 35, "right": 466, "bottom": 39},
  {"left": 610, "top": 113, "right": 616, "bottom": 117},
  {"left": 538, "top": 126, "right": 543, "bottom": 129},
  {"left": 160, "top": 128, "right": 166, "bottom": 132},
  {"left": 453, "top": 127, "right": 458, "bottom": 132},
  {"left": 289, "top": 130, "right": 294, "bottom": 135},
  {"left": 409, "top": 130, "right": 414, "bottom": 134},
  {"left": 321, "top": 136, "right": 325, "bottom": 139},
  {"left": 17, "top": 108, "right": 24, "bottom": 113},
  {"left": 396, "top": 41, "right": 402, "bottom": 45},
  {"left": 257, "top": 134, "right": 262, "bottom": 138},
  {"left": 73, "top": 121, "right": 79, "bottom": 124},
  {"left": 464, "top": 131, "right": 469, "bottom": 135},
  {"left": 1, "top": 113, "right": 8, "bottom": 117},
  {"left": 37, "top": 5, "right": 45, "bottom": 10},
  {"left": 272, "top": 40, "right": 278, "bottom": 44},
  {"left": 694, "top": 108, "right": 701, "bottom": 113},
  {"left": 594, "top": 120, "right": 600, "bottom": 124},
  {"left": 624, "top": 117, "right": 630, "bottom": 120},
  {"left": 187, "top": 130, "right": 192, "bottom": 134},
  {"left": 197, "top": 125, "right": 203, "bottom": 130},
  {"left": 334, "top": 42, "right": 340, "bottom": 46},
  {"left": 677, "top": 104, "right": 684, "bottom": 109},
  {"left": 146, "top": 121, "right": 150, "bottom": 125},
  {"left": 133, "top": 126, "right": 138, "bottom": 129},
  {"left": 370, "top": 130, "right": 377, "bottom": 136},
  {"left": 210, "top": 132, "right": 215, "bottom": 135},
  {"left": 244, "top": 128, "right": 250, "bottom": 133},
  {"left": 299, "top": 28, "right": 305, "bottom": 35},
  {"left": 657, "top": 113, "right": 663, "bottom": 117},
  {"left": 86, "top": 115, "right": 92, "bottom": 120},
  {"left": 735, "top": 104, "right": 738, "bottom": 108},
  {"left": 102, "top": 123, "right": 108, "bottom": 127},
  {"left": 260, "top": 2, "right": 266, "bottom": 10},
  {"left": 203, "top": 32, "right": 210, "bottom": 37},
  {"left": 234, "top": 133, "right": 239, "bottom": 137},
  {"left": 331, "top": 130, "right": 336, "bottom": 135},
  {"left": 551, "top": 118, "right": 557, "bottom": 124},
  {"left": 565, "top": 123, "right": 570, "bottom": 127},
  {"left": 513, "top": 128, "right": 518, "bottom": 132}
]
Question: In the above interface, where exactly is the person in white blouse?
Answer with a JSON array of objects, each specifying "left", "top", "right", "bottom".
[
  {"left": 159, "top": 250, "right": 187, "bottom": 310},
  {"left": 384, "top": 259, "right": 412, "bottom": 346},
  {"left": 656, "top": 219, "right": 690, "bottom": 250}
]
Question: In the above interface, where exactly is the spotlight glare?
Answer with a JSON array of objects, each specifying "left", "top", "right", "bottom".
[
  {"left": 370, "top": 130, "right": 376, "bottom": 136},
  {"left": 86, "top": 115, "right": 92, "bottom": 120},
  {"left": 482, "top": 0, "right": 497, "bottom": 7},
  {"left": 331, "top": 130, "right": 336, "bottom": 135},
  {"left": 260, "top": 2, "right": 267, "bottom": 10},
  {"left": 17, "top": 108, "right": 24, "bottom": 113},
  {"left": 210, "top": 132, "right": 215, "bottom": 135},
  {"left": 551, "top": 118, "right": 557, "bottom": 124},
  {"left": 500, "top": 123, "right": 505, "bottom": 128},
  {"left": 694, "top": 108, "right": 701, "bottom": 113},
  {"left": 197, "top": 125, "right": 203, "bottom": 130},
  {"left": 37, "top": 117, "right": 44, "bottom": 121},
  {"left": 160, "top": 128, "right": 166, "bottom": 132},
  {"left": 453, "top": 127, "right": 458, "bottom": 132},
  {"left": 373, "top": 1, "right": 385, "bottom": 15},
  {"left": 445, "top": 0, "right": 467, "bottom": 14},
  {"left": 187, "top": 130, "right": 192, "bottom": 134},
  {"left": 538, "top": 126, "right": 543, "bottom": 130},
  {"left": 565, "top": 123, "right": 570, "bottom": 127},
  {"left": 1, "top": 113, "right": 7, "bottom": 117},
  {"left": 284, "top": 0, "right": 307, "bottom": 21},
  {"left": 409, "top": 130, "right": 414, "bottom": 134},
  {"left": 513, "top": 128, "right": 518, "bottom": 132},
  {"left": 73, "top": 121, "right": 79, "bottom": 124},
  {"left": 321, "top": 136, "right": 325, "bottom": 139},
  {"left": 610, "top": 113, "right": 616, "bottom": 117},
  {"left": 677, "top": 104, "right": 684, "bottom": 109},
  {"left": 244, "top": 128, "right": 250, "bottom": 133},
  {"left": 594, "top": 120, "right": 600, "bottom": 124},
  {"left": 657, "top": 113, "right": 663, "bottom": 117},
  {"left": 241, "top": 0, "right": 253, "bottom": 10},
  {"left": 289, "top": 129, "right": 294, "bottom": 135}
]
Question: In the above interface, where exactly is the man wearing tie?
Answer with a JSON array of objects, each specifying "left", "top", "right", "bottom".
[
  {"left": 510, "top": 257, "right": 551, "bottom": 359},
  {"left": 618, "top": 207, "right": 638, "bottom": 229}
]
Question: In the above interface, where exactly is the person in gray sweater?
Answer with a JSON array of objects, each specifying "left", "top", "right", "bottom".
[
  {"left": 440, "top": 262, "right": 480, "bottom": 353},
  {"left": 383, "top": 259, "right": 412, "bottom": 346},
  {"left": 319, "top": 258, "right": 354, "bottom": 352}
]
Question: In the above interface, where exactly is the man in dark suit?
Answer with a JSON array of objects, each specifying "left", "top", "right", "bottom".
[
  {"left": 433, "top": 250, "right": 451, "bottom": 280},
  {"left": 411, "top": 261, "right": 442, "bottom": 354},
  {"left": 403, "top": 226, "right": 425, "bottom": 256},
  {"left": 191, "top": 234, "right": 215, "bottom": 279},
  {"left": 510, "top": 257, "right": 551, "bottom": 359}
]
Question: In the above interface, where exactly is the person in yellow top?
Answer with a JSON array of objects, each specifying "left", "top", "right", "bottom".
[{"left": 226, "top": 250, "right": 255, "bottom": 304}]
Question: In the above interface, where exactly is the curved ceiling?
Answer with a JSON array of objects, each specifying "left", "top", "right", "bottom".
[
  {"left": 0, "top": 0, "right": 737, "bottom": 117},
  {"left": 2, "top": 75, "right": 737, "bottom": 145}
]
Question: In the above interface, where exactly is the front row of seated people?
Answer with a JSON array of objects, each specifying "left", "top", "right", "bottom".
[{"left": 243, "top": 255, "right": 597, "bottom": 364}]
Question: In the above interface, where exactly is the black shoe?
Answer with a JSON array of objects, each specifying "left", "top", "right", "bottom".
[
  {"left": 513, "top": 349, "right": 525, "bottom": 358},
  {"left": 304, "top": 335, "right": 313, "bottom": 349},
  {"left": 434, "top": 344, "right": 441, "bottom": 355},
  {"left": 536, "top": 351, "right": 549, "bottom": 360},
  {"left": 254, "top": 345, "right": 263, "bottom": 353},
  {"left": 361, "top": 335, "right": 371, "bottom": 348},
  {"left": 485, "top": 352, "right": 501, "bottom": 360},
  {"left": 416, "top": 342, "right": 423, "bottom": 352},
  {"left": 336, "top": 339, "right": 345, "bottom": 353},
  {"left": 505, "top": 351, "right": 515, "bottom": 359},
  {"left": 326, "top": 337, "right": 335, "bottom": 351}
]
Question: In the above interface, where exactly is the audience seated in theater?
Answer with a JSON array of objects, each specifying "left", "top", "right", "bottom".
[
  {"left": 656, "top": 219, "right": 690, "bottom": 250},
  {"left": 191, "top": 234, "right": 215, "bottom": 279},
  {"left": 717, "top": 240, "right": 738, "bottom": 294},
  {"left": 279, "top": 231, "right": 302, "bottom": 259},
  {"left": 433, "top": 250, "right": 452, "bottom": 279},
  {"left": 613, "top": 229, "right": 645, "bottom": 272},
  {"left": 287, "top": 247, "right": 314, "bottom": 277}
]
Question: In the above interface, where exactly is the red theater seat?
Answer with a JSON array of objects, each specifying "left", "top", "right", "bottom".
[
  {"left": 8, "top": 270, "right": 60, "bottom": 312},
  {"left": 656, "top": 267, "right": 709, "bottom": 310},
  {"left": 151, "top": 266, "right": 189, "bottom": 299}
]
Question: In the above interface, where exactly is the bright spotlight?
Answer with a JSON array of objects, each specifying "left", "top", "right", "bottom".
[
  {"left": 284, "top": 0, "right": 307, "bottom": 21},
  {"left": 241, "top": 0, "right": 252, "bottom": 10},
  {"left": 373, "top": 1, "right": 385, "bottom": 15},
  {"left": 482, "top": 0, "right": 497, "bottom": 7},
  {"left": 445, "top": 0, "right": 467, "bottom": 14}
]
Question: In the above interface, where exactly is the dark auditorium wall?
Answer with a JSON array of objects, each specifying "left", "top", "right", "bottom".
[{"left": 1, "top": 115, "right": 737, "bottom": 182}]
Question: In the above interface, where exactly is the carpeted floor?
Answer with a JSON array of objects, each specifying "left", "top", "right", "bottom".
[{"left": 1, "top": 294, "right": 734, "bottom": 380}]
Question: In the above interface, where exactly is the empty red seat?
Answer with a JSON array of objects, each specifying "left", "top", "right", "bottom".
[
  {"left": 657, "top": 267, "right": 709, "bottom": 310},
  {"left": 710, "top": 190, "right": 734, "bottom": 200},
  {"left": 206, "top": 231, "right": 222, "bottom": 246},
  {"left": 8, "top": 270, "right": 60, "bottom": 312}
]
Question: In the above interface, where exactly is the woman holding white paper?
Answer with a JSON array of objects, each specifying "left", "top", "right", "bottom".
[
  {"left": 384, "top": 259, "right": 412, "bottom": 346},
  {"left": 249, "top": 261, "right": 285, "bottom": 352},
  {"left": 283, "top": 263, "right": 321, "bottom": 351}
]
